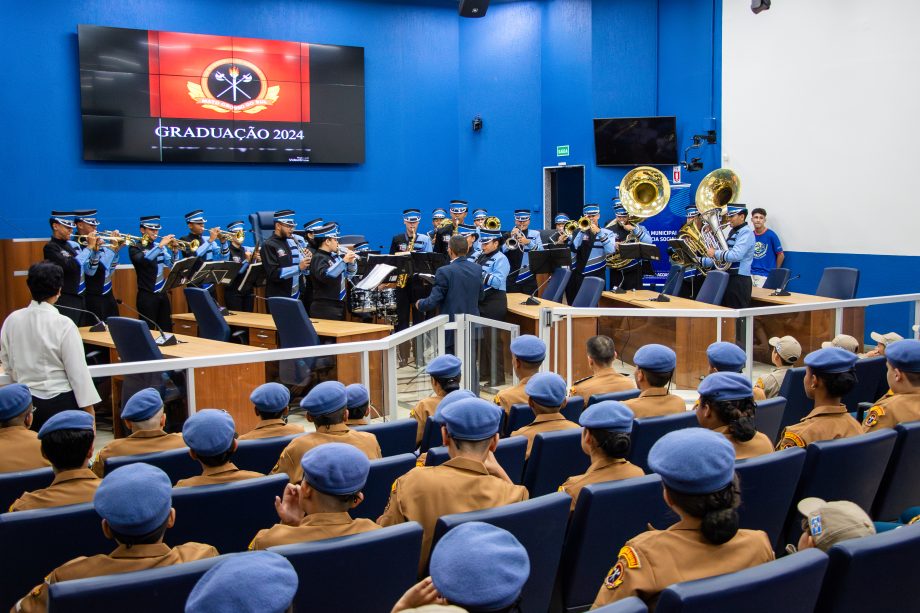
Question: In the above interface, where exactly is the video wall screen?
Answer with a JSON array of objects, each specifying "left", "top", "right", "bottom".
[{"left": 78, "top": 25, "right": 365, "bottom": 164}]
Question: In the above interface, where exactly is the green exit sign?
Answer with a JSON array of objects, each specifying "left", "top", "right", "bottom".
[{"left": 556, "top": 145, "right": 570, "bottom": 157}]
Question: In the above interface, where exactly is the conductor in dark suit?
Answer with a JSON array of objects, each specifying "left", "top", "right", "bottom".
[{"left": 416, "top": 235, "right": 481, "bottom": 354}]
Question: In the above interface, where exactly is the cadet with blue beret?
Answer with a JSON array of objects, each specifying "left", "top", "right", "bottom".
[
  {"left": 560, "top": 401, "right": 644, "bottom": 510},
  {"left": 863, "top": 339, "right": 920, "bottom": 431},
  {"left": 250, "top": 443, "right": 380, "bottom": 550},
  {"left": 705, "top": 342, "right": 765, "bottom": 401},
  {"left": 379, "top": 397, "right": 529, "bottom": 572},
  {"left": 624, "top": 344, "right": 686, "bottom": 418},
  {"left": 272, "top": 381, "right": 382, "bottom": 483},
  {"left": 344, "top": 383, "right": 376, "bottom": 426},
  {"left": 238, "top": 382, "right": 304, "bottom": 441},
  {"left": 777, "top": 347, "right": 864, "bottom": 449},
  {"left": 91, "top": 388, "right": 185, "bottom": 476},
  {"left": 509, "top": 372, "right": 579, "bottom": 457},
  {"left": 9, "top": 410, "right": 99, "bottom": 512},
  {"left": 695, "top": 372, "right": 773, "bottom": 460},
  {"left": 593, "top": 428, "right": 774, "bottom": 609},
  {"left": 494, "top": 335, "right": 547, "bottom": 414},
  {"left": 186, "top": 551, "right": 297, "bottom": 613},
  {"left": 177, "top": 409, "right": 264, "bottom": 487},
  {"left": 410, "top": 354, "right": 463, "bottom": 445},
  {"left": 0, "top": 383, "right": 49, "bottom": 472},
  {"left": 16, "top": 463, "right": 218, "bottom": 613}
]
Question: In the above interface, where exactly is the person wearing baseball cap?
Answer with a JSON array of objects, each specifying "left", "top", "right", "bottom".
[
  {"left": 755, "top": 335, "right": 802, "bottom": 399},
  {"left": 409, "top": 354, "right": 463, "bottom": 446},
  {"left": 624, "top": 344, "right": 685, "bottom": 418},
  {"left": 776, "top": 347, "right": 863, "bottom": 449},
  {"left": 0, "top": 384, "right": 49, "bottom": 472},
  {"left": 862, "top": 339, "right": 920, "bottom": 431},
  {"left": 864, "top": 331, "right": 905, "bottom": 358},
  {"left": 792, "top": 497, "right": 875, "bottom": 553},
  {"left": 493, "top": 335, "right": 547, "bottom": 414},
  {"left": 238, "top": 382, "right": 304, "bottom": 441},
  {"left": 695, "top": 372, "right": 774, "bottom": 459},
  {"left": 509, "top": 372, "right": 579, "bottom": 457},
  {"left": 177, "top": 409, "right": 264, "bottom": 487},
  {"left": 822, "top": 334, "right": 860, "bottom": 354},
  {"left": 705, "top": 341, "right": 766, "bottom": 401}
]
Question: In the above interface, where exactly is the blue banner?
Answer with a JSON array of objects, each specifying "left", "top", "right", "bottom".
[{"left": 642, "top": 183, "right": 692, "bottom": 285}]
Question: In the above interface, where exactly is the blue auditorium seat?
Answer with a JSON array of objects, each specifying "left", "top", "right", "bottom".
[
  {"left": 270, "top": 522, "right": 423, "bottom": 613},
  {"left": 107, "top": 316, "right": 182, "bottom": 411},
  {"left": 184, "top": 287, "right": 233, "bottom": 342},
  {"left": 655, "top": 548, "right": 828, "bottom": 613},
  {"left": 695, "top": 270, "right": 729, "bottom": 305},
  {"left": 350, "top": 453, "right": 416, "bottom": 520},
  {"left": 628, "top": 412, "right": 698, "bottom": 473},
  {"left": 559, "top": 474, "right": 675, "bottom": 611},
  {"left": 46, "top": 554, "right": 232, "bottom": 613},
  {"left": 561, "top": 395, "right": 586, "bottom": 423},
  {"left": 168, "top": 474, "right": 288, "bottom": 553},
  {"left": 103, "top": 447, "right": 199, "bottom": 485},
  {"left": 754, "top": 396, "right": 786, "bottom": 444},
  {"left": 425, "top": 436, "right": 527, "bottom": 484},
  {"left": 419, "top": 415, "right": 445, "bottom": 452},
  {"left": 505, "top": 403, "right": 536, "bottom": 436},
  {"left": 248, "top": 211, "right": 275, "bottom": 244},
  {"left": 761, "top": 267, "right": 790, "bottom": 291},
  {"left": 661, "top": 264, "right": 684, "bottom": 297},
  {"left": 735, "top": 447, "right": 806, "bottom": 550},
  {"left": 432, "top": 493, "right": 572, "bottom": 613},
  {"left": 267, "top": 297, "right": 326, "bottom": 387},
  {"left": 587, "top": 388, "right": 641, "bottom": 407},
  {"left": 814, "top": 522, "right": 920, "bottom": 613},
  {"left": 593, "top": 597, "right": 649, "bottom": 613},
  {"left": 354, "top": 419, "right": 417, "bottom": 457},
  {"left": 776, "top": 367, "right": 812, "bottom": 430},
  {"left": 0, "top": 466, "right": 53, "bottom": 512},
  {"left": 815, "top": 267, "right": 859, "bottom": 300},
  {"left": 233, "top": 433, "right": 303, "bottom": 474},
  {"left": 872, "top": 421, "right": 920, "bottom": 521},
  {"left": 573, "top": 277, "right": 605, "bottom": 308},
  {"left": 842, "top": 356, "right": 887, "bottom": 412},
  {"left": 543, "top": 267, "right": 572, "bottom": 303},
  {"left": 522, "top": 429, "right": 589, "bottom": 497}
]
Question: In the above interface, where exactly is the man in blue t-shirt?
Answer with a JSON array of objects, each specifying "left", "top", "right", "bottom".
[{"left": 751, "top": 207, "right": 784, "bottom": 287}]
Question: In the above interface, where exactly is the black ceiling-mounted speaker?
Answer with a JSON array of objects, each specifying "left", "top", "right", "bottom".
[{"left": 459, "top": 0, "right": 489, "bottom": 18}]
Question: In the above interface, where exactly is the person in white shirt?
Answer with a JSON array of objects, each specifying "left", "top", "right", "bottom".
[{"left": 0, "top": 261, "right": 99, "bottom": 429}]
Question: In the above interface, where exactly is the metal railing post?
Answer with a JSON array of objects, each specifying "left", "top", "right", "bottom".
[
  {"left": 834, "top": 307, "right": 843, "bottom": 336},
  {"left": 361, "top": 352, "right": 370, "bottom": 389},
  {"left": 385, "top": 347, "right": 397, "bottom": 420},
  {"left": 744, "top": 315, "right": 754, "bottom": 375},
  {"left": 566, "top": 315, "right": 573, "bottom": 386},
  {"left": 186, "top": 368, "right": 196, "bottom": 414}
]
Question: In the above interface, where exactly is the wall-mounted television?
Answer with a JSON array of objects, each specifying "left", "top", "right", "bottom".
[
  {"left": 78, "top": 25, "right": 365, "bottom": 164},
  {"left": 593, "top": 116, "right": 677, "bottom": 166}
]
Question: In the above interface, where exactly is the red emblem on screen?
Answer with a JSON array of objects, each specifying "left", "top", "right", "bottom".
[{"left": 187, "top": 58, "right": 279, "bottom": 114}]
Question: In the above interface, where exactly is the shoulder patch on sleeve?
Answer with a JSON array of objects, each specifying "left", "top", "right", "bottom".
[
  {"left": 603, "top": 562, "right": 625, "bottom": 590},
  {"left": 618, "top": 545, "right": 641, "bottom": 569},
  {"left": 755, "top": 377, "right": 764, "bottom": 388},
  {"left": 390, "top": 479, "right": 398, "bottom": 494},
  {"left": 862, "top": 406, "right": 885, "bottom": 428},
  {"left": 493, "top": 394, "right": 502, "bottom": 405},
  {"left": 247, "top": 537, "right": 257, "bottom": 551},
  {"left": 778, "top": 430, "right": 806, "bottom": 449},
  {"left": 568, "top": 385, "right": 577, "bottom": 397}
]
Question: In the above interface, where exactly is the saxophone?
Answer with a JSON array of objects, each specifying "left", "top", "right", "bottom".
[{"left": 397, "top": 232, "right": 415, "bottom": 288}]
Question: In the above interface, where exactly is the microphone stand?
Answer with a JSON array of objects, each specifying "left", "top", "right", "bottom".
[
  {"left": 115, "top": 299, "right": 178, "bottom": 346},
  {"left": 521, "top": 275, "right": 553, "bottom": 306},
  {"left": 55, "top": 304, "right": 108, "bottom": 332},
  {"left": 770, "top": 274, "right": 799, "bottom": 297}
]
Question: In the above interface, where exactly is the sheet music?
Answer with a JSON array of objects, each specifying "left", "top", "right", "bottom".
[{"left": 355, "top": 264, "right": 397, "bottom": 290}]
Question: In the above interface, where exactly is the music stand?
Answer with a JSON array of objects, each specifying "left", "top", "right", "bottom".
[
  {"left": 411, "top": 252, "right": 449, "bottom": 285},
  {"left": 238, "top": 262, "right": 265, "bottom": 293},
  {"left": 162, "top": 257, "right": 199, "bottom": 292},
  {"left": 364, "top": 254, "right": 412, "bottom": 285},
  {"left": 528, "top": 248, "right": 572, "bottom": 275},
  {"left": 191, "top": 261, "right": 244, "bottom": 287}
]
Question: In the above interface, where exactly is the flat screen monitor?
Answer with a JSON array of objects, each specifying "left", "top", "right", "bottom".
[{"left": 593, "top": 116, "right": 677, "bottom": 166}]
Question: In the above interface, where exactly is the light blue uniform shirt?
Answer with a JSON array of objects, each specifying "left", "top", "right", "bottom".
[{"left": 702, "top": 223, "right": 754, "bottom": 276}]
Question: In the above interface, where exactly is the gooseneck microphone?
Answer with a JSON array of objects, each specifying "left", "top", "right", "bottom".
[
  {"left": 55, "top": 304, "right": 107, "bottom": 332},
  {"left": 770, "top": 274, "right": 800, "bottom": 297},
  {"left": 522, "top": 275, "right": 554, "bottom": 306},
  {"left": 115, "top": 299, "right": 178, "bottom": 346}
]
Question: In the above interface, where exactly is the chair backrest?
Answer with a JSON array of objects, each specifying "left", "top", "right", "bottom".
[
  {"left": 560, "top": 474, "right": 676, "bottom": 610},
  {"left": 522, "top": 428, "right": 589, "bottom": 497},
  {"left": 267, "top": 298, "right": 321, "bottom": 348},
  {"left": 426, "top": 436, "right": 528, "bottom": 484},
  {"left": 420, "top": 415, "right": 445, "bottom": 453},
  {"left": 269, "top": 522, "right": 423, "bottom": 613},
  {"left": 561, "top": 395, "right": 586, "bottom": 423},
  {"left": 592, "top": 597, "right": 649, "bottom": 612},
  {"left": 432, "top": 493, "right": 572, "bottom": 613},
  {"left": 872, "top": 421, "right": 920, "bottom": 520},
  {"left": 754, "top": 396, "right": 787, "bottom": 444},
  {"left": 47, "top": 554, "right": 232, "bottom": 613},
  {"left": 183, "top": 287, "right": 230, "bottom": 342},
  {"left": 842, "top": 356, "right": 887, "bottom": 412},
  {"left": 104, "top": 447, "right": 199, "bottom": 485},
  {"left": 168, "top": 474, "right": 288, "bottom": 553},
  {"left": 629, "top": 412, "right": 699, "bottom": 472},
  {"left": 815, "top": 266, "right": 859, "bottom": 300},
  {"left": 107, "top": 316, "right": 163, "bottom": 362},
  {"left": 505, "top": 403, "right": 535, "bottom": 436},
  {"left": 662, "top": 264, "right": 685, "bottom": 296},
  {"left": 350, "top": 453, "right": 416, "bottom": 520},
  {"left": 0, "top": 466, "right": 53, "bottom": 512},
  {"left": 353, "top": 420, "right": 417, "bottom": 457},
  {"left": 762, "top": 267, "right": 790, "bottom": 291},
  {"left": 572, "top": 276, "right": 605, "bottom": 308},
  {"left": 776, "top": 367, "right": 813, "bottom": 430},
  {"left": 815, "top": 522, "right": 920, "bottom": 613},
  {"left": 735, "top": 447, "right": 806, "bottom": 550},
  {"left": 695, "top": 270, "right": 729, "bottom": 305},
  {"left": 544, "top": 267, "right": 572, "bottom": 303},
  {"left": 249, "top": 211, "right": 275, "bottom": 244},
  {"left": 0, "top": 502, "right": 110, "bottom": 610},
  {"left": 233, "top": 434, "right": 304, "bottom": 474},
  {"left": 338, "top": 234, "right": 366, "bottom": 246},
  {"left": 655, "top": 548, "right": 828, "bottom": 613},
  {"left": 588, "top": 388, "right": 641, "bottom": 407}
]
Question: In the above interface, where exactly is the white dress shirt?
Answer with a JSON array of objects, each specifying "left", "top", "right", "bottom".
[{"left": 0, "top": 301, "right": 101, "bottom": 407}]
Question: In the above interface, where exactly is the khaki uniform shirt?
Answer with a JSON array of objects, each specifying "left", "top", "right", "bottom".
[
  {"left": 863, "top": 391, "right": 920, "bottom": 432},
  {"left": 90, "top": 430, "right": 186, "bottom": 477},
  {"left": 713, "top": 425, "right": 774, "bottom": 460},
  {"left": 0, "top": 426, "right": 49, "bottom": 473},
  {"left": 592, "top": 519, "right": 775, "bottom": 610},
  {"left": 249, "top": 511, "right": 380, "bottom": 550},
  {"left": 560, "top": 457, "right": 644, "bottom": 511},
  {"left": 9, "top": 468, "right": 100, "bottom": 512},
  {"left": 15, "top": 542, "right": 218, "bottom": 613},
  {"left": 377, "top": 456, "right": 529, "bottom": 571},
  {"left": 777, "top": 404, "right": 863, "bottom": 449},
  {"left": 272, "top": 423, "right": 382, "bottom": 483},
  {"left": 756, "top": 366, "right": 790, "bottom": 399},
  {"left": 510, "top": 413, "right": 580, "bottom": 457},
  {"left": 175, "top": 462, "right": 264, "bottom": 488},
  {"left": 410, "top": 394, "right": 444, "bottom": 446},
  {"left": 346, "top": 417, "right": 370, "bottom": 426},
  {"left": 571, "top": 370, "right": 636, "bottom": 400},
  {"left": 238, "top": 419, "right": 304, "bottom": 441},
  {"left": 624, "top": 388, "right": 686, "bottom": 418},
  {"left": 494, "top": 376, "right": 533, "bottom": 414}
]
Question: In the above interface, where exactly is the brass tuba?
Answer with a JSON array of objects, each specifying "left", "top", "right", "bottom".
[
  {"left": 689, "top": 168, "right": 741, "bottom": 272},
  {"left": 606, "top": 166, "right": 670, "bottom": 270}
]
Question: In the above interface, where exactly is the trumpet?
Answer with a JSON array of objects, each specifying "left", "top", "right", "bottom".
[
  {"left": 99, "top": 231, "right": 149, "bottom": 247},
  {"left": 338, "top": 247, "right": 363, "bottom": 259},
  {"left": 484, "top": 216, "right": 502, "bottom": 231},
  {"left": 577, "top": 216, "right": 593, "bottom": 232},
  {"left": 563, "top": 220, "right": 579, "bottom": 237},
  {"left": 217, "top": 229, "right": 246, "bottom": 242},
  {"left": 169, "top": 238, "right": 199, "bottom": 252}
]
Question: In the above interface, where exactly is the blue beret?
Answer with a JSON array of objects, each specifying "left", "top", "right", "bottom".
[
  {"left": 886, "top": 339, "right": 920, "bottom": 372},
  {"left": 698, "top": 371, "right": 753, "bottom": 401},
  {"left": 300, "top": 381, "right": 348, "bottom": 416},
  {"left": 634, "top": 344, "right": 677, "bottom": 373},
  {"left": 804, "top": 347, "right": 858, "bottom": 374},
  {"left": 94, "top": 463, "right": 172, "bottom": 535},
  {"left": 0, "top": 384, "right": 32, "bottom": 421},
  {"left": 440, "top": 398, "right": 503, "bottom": 441},
  {"left": 121, "top": 388, "right": 164, "bottom": 422},
  {"left": 510, "top": 335, "right": 546, "bottom": 363},
  {"left": 430, "top": 522, "right": 529, "bottom": 610},
  {"left": 185, "top": 551, "right": 298, "bottom": 613},
  {"left": 345, "top": 384, "right": 370, "bottom": 408},
  {"left": 706, "top": 342, "right": 746, "bottom": 372},
  {"left": 300, "top": 443, "right": 370, "bottom": 494},
  {"left": 250, "top": 382, "right": 290, "bottom": 414},
  {"left": 38, "top": 410, "right": 94, "bottom": 438},
  {"left": 427, "top": 354, "right": 462, "bottom": 378},
  {"left": 648, "top": 428, "right": 735, "bottom": 495},
  {"left": 525, "top": 372, "right": 567, "bottom": 407},
  {"left": 435, "top": 389, "right": 476, "bottom": 415},
  {"left": 182, "top": 409, "right": 236, "bottom": 456},
  {"left": 579, "top": 400, "right": 634, "bottom": 432}
]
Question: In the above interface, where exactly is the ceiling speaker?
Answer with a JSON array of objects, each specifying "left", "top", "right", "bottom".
[{"left": 459, "top": 0, "right": 489, "bottom": 18}]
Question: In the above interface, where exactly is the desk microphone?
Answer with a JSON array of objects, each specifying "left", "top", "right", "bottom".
[
  {"left": 55, "top": 304, "right": 107, "bottom": 332},
  {"left": 521, "top": 275, "right": 554, "bottom": 306},
  {"left": 770, "top": 274, "right": 800, "bottom": 297},
  {"left": 115, "top": 299, "right": 178, "bottom": 346}
]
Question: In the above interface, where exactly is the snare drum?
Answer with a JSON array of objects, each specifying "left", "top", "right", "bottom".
[
  {"left": 374, "top": 288, "right": 399, "bottom": 314},
  {"left": 349, "top": 289, "right": 376, "bottom": 314}
]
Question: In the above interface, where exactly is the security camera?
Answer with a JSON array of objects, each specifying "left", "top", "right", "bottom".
[
  {"left": 751, "top": 0, "right": 771, "bottom": 14},
  {"left": 472, "top": 116, "right": 483, "bottom": 132}
]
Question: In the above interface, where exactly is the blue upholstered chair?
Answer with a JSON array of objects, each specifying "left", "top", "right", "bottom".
[
  {"left": 628, "top": 412, "right": 698, "bottom": 473},
  {"left": 592, "top": 597, "right": 649, "bottom": 612},
  {"left": 353, "top": 420, "right": 418, "bottom": 457},
  {"left": 695, "top": 270, "right": 729, "bottom": 305},
  {"left": 248, "top": 211, "right": 276, "bottom": 244},
  {"left": 419, "top": 415, "right": 445, "bottom": 452},
  {"left": 267, "top": 297, "right": 326, "bottom": 387},
  {"left": 754, "top": 396, "right": 786, "bottom": 444},
  {"left": 776, "top": 367, "right": 812, "bottom": 430},
  {"left": 661, "top": 264, "right": 685, "bottom": 296},
  {"left": 815, "top": 267, "right": 859, "bottom": 300},
  {"left": 572, "top": 277, "right": 605, "bottom": 308},
  {"left": 587, "top": 388, "right": 641, "bottom": 407},
  {"left": 762, "top": 267, "right": 790, "bottom": 291},
  {"left": 0, "top": 467, "right": 53, "bottom": 512},
  {"left": 426, "top": 436, "right": 527, "bottom": 484},
  {"left": 842, "top": 356, "right": 886, "bottom": 412},
  {"left": 350, "top": 453, "right": 416, "bottom": 520},
  {"left": 505, "top": 403, "right": 536, "bottom": 436},
  {"left": 104, "top": 447, "right": 199, "bottom": 485},
  {"left": 544, "top": 267, "right": 573, "bottom": 303},
  {"left": 233, "top": 433, "right": 304, "bottom": 474},
  {"left": 107, "top": 316, "right": 182, "bottom": 411},
  {"left": 872, "top": 421, "right": 920, "bottom": 521},
  {"left": 561, "top": 395, "right": 586, "bottom": 423},
  {"left": 522, "top": 428, "right": 589, "bottom": 497},
  {"left": 735, "top": 447, "right": 806, "bottom": 550},
  {"left": 184, "top": 287, "right": 242, "bottom": 342}
]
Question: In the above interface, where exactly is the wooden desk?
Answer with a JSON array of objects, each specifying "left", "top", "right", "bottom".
[
  {"left": 598, "top": 290, "right": 733, "bottom": 388},
  {"left": 80, "top": 328, "right": 266, "bottom": 434}
]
